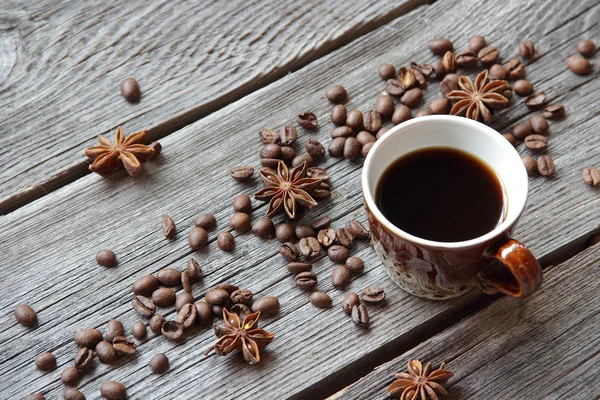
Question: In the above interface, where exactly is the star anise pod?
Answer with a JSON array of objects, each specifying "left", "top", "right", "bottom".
[
  {"left": 254, "top": 161, "right": 321, "bottom": 219},
  {"left": 84, "top": 126, "right": 154, "bottom": 176},
  {"left": 387, "top": 359, "right": 454, "bottom": 400},
  {"left": 204, "top": 309, "right": 275, "bottom": 365},
  {"left": 446, "top": 69, "right": 508, "bottom": 124}
]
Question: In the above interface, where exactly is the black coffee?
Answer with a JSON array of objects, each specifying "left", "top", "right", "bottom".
[{"left": 375, "top": 147, "right": 505, "bottom": 242}]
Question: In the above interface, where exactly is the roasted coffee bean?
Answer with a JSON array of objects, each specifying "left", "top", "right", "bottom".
[
  {"left": 95, "top": 341, "right": 119, "bottom": 364},
  {"left": 61, "top": 366, "right": 80, "bottom": 387},
  {"left": 232, "top": 194, "right": 252, "bottom": 214},
  {"left": 252, "top": 217, "right": 274, "bottom": 238},
  {"left": 188, "top": 226, "right": 208, "bottom": 250},
  {"left": 431, "top": 61, "right": 446, "bottom": 79},
  {"left": 194, "top": 213, "right": 216, "bottom": 230},
  {"left": 503, "top": 133, "right": 518, "bottom": 146},
  {"left": 400, "top": 88, "right": 423, "bottom": 109},
  {"left": 132, "top": 275, "right": 159, "bottom": 296},
  {"left": 576, "top": 39, "right": 596, "bottom": 57},
  {"left": 330, "top": 104, "right": 347, "bottom": 126},
  {"left": 149, "top": 353, "right": 169, "bottom": 374},
  {"left": 279, "top": 125, "right": 297, "bottom": 146},
  {"left": 519, "top": 40, "right": 536, "bottom": 59},
  {"left": 317, "top": 228, "right": 336, "bottom": 247},
  {"left": 297, "top": 112, "right": 318, "bottom": 129},
  {"left": 363, "top": 110, "right": 382, "bottom": 133},
  {"left": 529, "top": 114, "right": 549, "bottom": 135},
  {"left": 379, "top": 63, "right": 396, "bottom": 80},
  {"left": 35, "top": 352, "right": 56, "bottom": 371},
  {"left": 522, "top": 156, "right": 538, "bottom": 176},
  {"left": 132, "top": 321, "right": 147, "bottom": 340},
  {"left": 99, "top": 381, "right": 127, "bottom": 400},
  {"left": 74, "top": 328, "right": 103, "bottom": 349},
  {"left": 412, "top": 67, "right": 427, "bottom": 87},
  {"left": 195, "top": 301, "right": 213, "bottom": 325},
  {"left": 385, "top": 79, "right": 405, "bottom": 97},
  {"left": 181, "top": 271, "right": 192, "bottom": 293},
  {"left": 113, "top": 336, "right": 136, "bottom": 356},
  {"left": 175, "top": 292, "right": 194, "bottom": 312},
  {"left": 295, "top": 225, "right": 315, "bottom": 239},
  {"left": 442, "top": 51, "right": 456, "bottom": 73},
  {"left": 159, "top": 217, "right": 175, "bottom": 241},
  {"left": 313, "top": 181, "right": 332, "bottom": 200},
  {"left": 543, "top": 104, "right": 566, "bottom": 120},
  {"left": 336, "top": 227, "right": 354, "bottom": 248},
  {"left": 96, "top": 249, "right": 117, "bottom": 268},
  {"left": 63, "top": 387, "right": 86, "bottom": 400},
  {"left": 280, "top": 242, "right": 300, "bottom": 261},
  {"left": 274, "top": 222, "right": 294, "bottom": 243},
  {"left": 455, "top": 51, "right": 478, "bottom": 68},
  {"left": 524, "top": 134, "right": 548, "bottom": 151},
  {"left": 149, "top": 314, "right": 165, "bottom": 333},
  {"left": 326, "top": 85, "right": 347, "bottom": 103},
  {"left": 230, "top": 212, "right": 251, "bottom": 233},
  {"left": 440, "top": 73, "right": 459, "bottom": 96},
  {"left": 512, "top": 123, "right": 532, "bottom": 140},
  {"left": 429, "top": 98, "right": 450, "bottom": 114},
  {"left": 375, "top": 94, "right": 395, "bottom": 117},
  {"left": 152, "top": 288, "right": 176, "bottom": 307},
  {"left": 332, "top": 265, "right": 351, "bottom": 289},
  {"left": 468, "top": 35, "right": 487, "bottom": 53},
  {"left": 105, "top": 320, "right": 125, "bottom": 343},
  {"left": 410, "top": 61, "right": 433, "bottom": 77},
  {"left": 230, "top": 289, "right": 253, "bottom": 305},
  {"left": 341, "top": 293, "right": 360, "bottom": 315},
  {"left": 310, "top": 292, "right": 332, "bottom": 308},
  {"left": 328, "top": 245, "right": 349, "bottom": 263},
  {"left": 157, "top": 267, "right": 181, "bottom": 287},
  {"left": 120, "top": 77, "right": 140, "bottom": 102},
  {"left": 262, "top": 158, "right": 282, "bottom": 168},
  {"left": 331, "top": 126, "right": 354, "bottom": 138},
  {"left": 186, "top": 258, "right": 203, "bottom": 281},
  {"left": 305, "top": 139, "right": 325, "bottom": 159},
  {"left": 478, "top": 46, "right": 499, "bottom": 64},
  {"left": 351, "top": 304, "right": 369, "bottom": 328},
  {"left": 392, "top": 105, "right": 411, "bottom": 124},
  {"left": 348, "top": 220, "right": 369, "bottom": 239},
  {"left": 204, "top": 288, "right": 229, "bottom": 305},
  {"left": 489, "top": 64, "right": 507, "bottom": 80},
  {"left": 292, "top": 154, "right": 314, "bottom": 168},
  {"left": 249, "top": 296, "right": 279, "bottom": 317},
  {"left": 361, "top": 286, "right": 386, "bottom": 304},
  {"left": 161, "top": 321, "right": 184, "bottom": 341},
  {"left": 212, "top": 301, "right": 230, "bottom": 317},
  {"left": 311, "top": 216, "right": 332, "bottom": 230},
  {"left": 513, "top": 80, "right": 534, "bottom": 96},
  {"left": 346, "top": 109, "right": 364, "bottom": 129},
  {"left": 24, "top": 394, "right": 45, "bottom": 400},
  {"left": 299, "top": 237, "right": 321, "bottom": 261},
  {"left": 177, "top": 303, "right": 198, "bottom": 329},
  {"left": 504, "top": 87, "right": 514, "bottom": 99},
  {"left": 295, "top": 271, "right": 318, "bottom": 290},
  {"left": 429, "top": 38, "right": 453, "bottom": 54},
  {"left": 74, "top": 347, "right": 94, "bottom": 373},
  {"left": 287, "top": 262, "right": 313, "bottom": 273},
  {"left": 362, "top": 142, "right": 374, "bottom": 157},
  {"left": 524, "top": 91, "right": 546, "bottom": 108},
  {"left": 132, "top": 295, "right": 156, "bottom": 317},
  {"left": 356, "top": 130, "right": 376, "bottom": 146},
  {"left": 280, "top": 146, "right": 295, "bottom": 163},
  {"left": 582, "top": 167, "right": 600, "bottom": 186},
  {"left": 345, "top": 256, "right": 365, "bottom": 274},
  {"left": 537, "top": 155, "right": 555, "bottom": 176},
  {"left": 14, "top": 304, "right": 37, "bottom": 327},
  {"left": 328, "top": 137, "right": 346, "bottom": 157},
  {"left": 217, "top": 231, "right": 235, "bottom": 252},
  {"left": 259, "top": 128, "right": 280, "bottom": 144},
  {"left": 260, "top": 143, "right": 282, "bottom": 160},
  {"left": 230, "top": 165, "right": 254, "bottom": 181},
  {"left": 505, "top": 59, "right": 526, "bottom": 79},
  {"left": 415, "top": 110, "right": 432, "bottom": 118},
  {"left": 215, "top": 283, "right": 239, "bottom": 293},
  {"left": 344, "top": 137, "right": 361, "bottom": 161}
]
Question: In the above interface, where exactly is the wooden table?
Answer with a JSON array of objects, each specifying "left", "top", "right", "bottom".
[{"left": 1, "top": 0, "right": 599, "bottom": 398}]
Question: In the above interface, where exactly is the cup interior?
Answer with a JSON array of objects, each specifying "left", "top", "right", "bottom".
[{"left": 362, "top": 115, "right": 528, "bottom": 249}]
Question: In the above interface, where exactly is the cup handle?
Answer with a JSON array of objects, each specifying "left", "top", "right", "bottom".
[{"left": 476, "top": 238, "right": 543, "bottom": 298}]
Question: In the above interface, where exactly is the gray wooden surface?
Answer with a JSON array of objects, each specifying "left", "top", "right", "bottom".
[
  {"left": 1, "top": 0, "right": 600, "bottom": 399},
  {"left": 0, "top": 0, "right": 426, "bottom": 213},
  {"left": 329, "top": 243, "right": 600, "bottom": 400}
]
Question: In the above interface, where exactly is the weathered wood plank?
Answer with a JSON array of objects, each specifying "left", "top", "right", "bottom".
[
  {"left": 329, "top": 243, "right": 600, "bottom": 400},
  {"left": 0, "top": 0, "right": 428, "bottom": 213},
  {"left": 1, "top": 0, "right": 600, "bottom": 398}
]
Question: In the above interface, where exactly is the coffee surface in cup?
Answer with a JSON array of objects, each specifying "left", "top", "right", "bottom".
[{"left": 375, "top": 147, "right": 504, "bottom": 242}]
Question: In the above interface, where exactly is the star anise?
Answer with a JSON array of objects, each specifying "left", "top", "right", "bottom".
[
  {"left": 84, "top": 126, "right": 154, "bottom": 176},
  {"left": 387, "top": 359, "right": 454, "bottom": 400},
  {"left": 254, "top": 161, "right": 321, "bottom": 219},
  {"left": 446, "top": 69, "right": 508, "bottom": 124},
  {"left": 204, "top": 309, "right": 275, "bottom": 365}
]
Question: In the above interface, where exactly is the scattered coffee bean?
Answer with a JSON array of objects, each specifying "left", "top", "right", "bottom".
[
  {"left": 152, "top": 287, "right": 176, "bottom": 307},
  {"left": 351, "top": 304, "right": 370, "bottom": 328},
  {"left": 132, "top": 295, "right": 156, "bottom": 317},
  {"left": 313, "top": 181, "right": 332, "bottom": 200},
  {"left": 524, "top": 135, "right": 548, "bottom": 151},
  {"left": 112, "top": 336, "right": 136, "bottom": 356},
  {"left": 74, "top": 347, "right": 94, "bottom": 373},
  {"left": 468, "top": 35, "right": 486, "bottom": 53},
  {"left": 583, "top": 167, "right": 600, "bottom": 186},
  {"left": 287, "top": 262, "right": 313, "bottom": 274},
  {"left": 357, "top": 131, "right": 376, "bottom": 146},
  {"left": 99, "top": 381, "right": 127, "bottom": 400},
  {"left": 576, "top": 39, "right": 596, "bottom": 57},
  {"left": 332, "top": 265, "right": 351, "bottom": 289},
  {"left": 503, "top": 133, "right": 518, "bottom": 146},
  {"left": 14, "top": 304, "right": 37, "bottom": 327},
  {"left": 411, "top": 67, "right": 427, "bottom": 87},
  {"left": 519, "top": 40, "right": 536, "bottom": 59},
  {"left": 259, "top": 128, "right": 280, "bottom": 144},
  {"left": 157, "top": 267, "right": 182, "bottom": 287},
  {"left": 410, "top": 61, "right": 433, "bottom": 78},
  {"left": 362, "top": 142, "right": 374, "bottom": 157},
  {"left": 326, "top": 85, "right": 347, "bottom": 103},
  {"left": 379, "top": 63, "right": 396, "bottom": 80},
  {"left": 186, "top": 258, "right": 203, "bottom": 281},
  {"left": 251, "top": 296, "right": 280, "bottom": 317},
  {"left": 567, "top": 55, "right": 592, "bottom": 75},
  {"left": 311, "top": 216, "right": 332, "bottom": 230},
  {"left": 292, "top": 154, "right": 314, "bottom": 168},
  {"left": 385, "top": 79, "right": 405, "bottom": 97},
  {"left": 294, "top": 225, "right": 314, "bottom": 239},
  {"left": 429, "top": 61, "right": 445, "bottom": 79},
  {"left": 195, "top": 301, "right": 213, "bottom": 325},
  {"left": 252, "top": 217, "right": 274, "bottom": 238},
  {"left": 160, "top": 215, "right": 177, "bottom": 240},
  {"left": 215, "top": 283, "right": 239, "bottom": 293},
  {"left": 132, "top": 321, "right": 147, "bottom": 340},
  {"left": 306, "top": 139, "right": 325, "bottom": 158},
  {"left": 348, "top": 220, "right": 369, "bottom": 239},
  {"left": 529, "top": 114, "right": 549, "bottom": 135},
  {"left": 524, "top": 90, "right": 546, "bottom": 108},
  {"left": 63, "top": 388, "right": 85, "bottom": 400},
  {"left": 272, "top": 222, "right": 293, "bottom": 243},
  {"left": 361, "top": 286, "right": 386, "bottom": 304},
  {"left": 230, "top": 165, "right": 254, "bottom": 181},
  {"left": 181, "top": 271, "right": 192, "bottom": 292},
  {"left": 188, "top": 227, "right": 209, "bottom": 250},
  {"left": 522, "top": 156, "right": 538, "bottom": 176},
  {"left": 415, "top": 109, "right": 432, "bottom": 118},
  {"left": 329, "top": 137, "right": 346, "bottom": 157},
  {"left": 216, "top": 231, "right": 234, "bottom": 252},
  {"left": 343, "top": 137, "right": 361, "bottom": 161},
  {"left": 330, "top": 104, "right": 347, "bottom": 126},
  {"left": 346, "top": 109, "right": 364, "bottom": 129},
  {"left": 281, "top": 145, "right": 296, "bottom": 163},
  {"left": 375, "top": 94, "right": 395, "bottom": 117},
  {"left": 391, "top": 105, "right": 411, "bottom": 124},
  {"left": 229, "top": 289, "right": 252, "bottom": 305},
  {"left": 132, "top": 275, "right": 159, "bottom": 296},
  {"left": 35, "top": 352, "right": 56, "bottom": 371},
  {"left": 295, "top": 271, "right": 318, "bottom": 290},
  {"left": 513, "top": 80, "right": 534, "bottom": 96},
  {"left": 341, "top": 293, "right": 360, "bottom": 315},
  {"left": 205, "top": 288, "right": 230, "bottom": 305},
  {"left": 310, "top": 292, "right": 332, "bottom": 308},
  {"left": 512, "top": 123, "right": 532, "bottom": 140},
  {"left": 193, "top": 214, "right": 216, "bottom": 231},
  {"left": 442, "top": 51, "right": 456, "bottom": 73},
  {"left": 299, "top": 237, "right": 321, "bottom": 261},
  {"left": 177, "top": 303, "right": 198, "bottom": 329},
  {"left": 260, "top": 143, "right": 282, "bottom": 160},
  {"left": 440, "top": 73, "right": 459, "bottom": 96},
  {"left": 96, "top": 249, "right": 117, "bottom": 268},
  {"left": 261, "top": 158, "right": 281, "bottom": 169},
  {"left": 120, "top": 77, "right": 140, "bottom": 102},
  {"left": 297, "top": 112, "right": 318, "bottom": 129},
  {"left": 400, "top": 88, "right": 423, "bottom": 109},
  {"left": 229, "top": 196, "right": 252, "bottom": 216},
  {"left": 96, "top": 341, "right": 119, "bottom": 364},
  {"left": 61, "top": 366, "right": 80, "bottom": 387},
  {"left": 175, "top": 292, "right": 194, "bottom": 312},
  {"left": 363, "top": 110, "right": 382, "bottom": 133},
  {"left": 105, "top": 320, "right": 125, "bottom": 343},
  {"left": 24, "top": 394, "right": 45, "bottom": 400},
  {"left": 317, "top": 228, "right": 336, "bottom": 248},
  {"left": 230, "top": 212, "right": 251, "bottom": 233},
  {"left": 505, "top": 59, "right": 526, "bottom": 79},
  {"left": 336, "top": 227, "right": 354, "bottom": 248},
  {"left": 149, "top": 314, "right": 165, "bottom": 333},
  {"left": 331, "top": 126, "right": 354, "bottom": 139},
  {"left": 489, "top": 64, "right": 507, "bottom": 80},
  {"left": 345, "top": 256, "right": 365, "bottom": 274},
  {"left": 280, "top": 242, "right": 300, "bottom": 261},
  {"left": 429, "top": 98, "right": 450, "bottom": 114},
  {"left": 543, "top": 104, "right": 566, "bottom": 120},
  {"left": 328, "top": 245, "right": 349, "bottom": 263},
  {"left": 456, "top": 49, "right": 479, "bottom": 66},
  {"left": 74, "top": 328, "right": 103, "bottom": 349},
  {"left": 279, "top": 125, "right": 297, "bottom": 146},
  {"left": 504, "top": 86, "right": 514, "bottom": 99},
  {"left": 149, "top": 353, "right": 169, "bottom": 374},
  {"left": 429, "top": 38, "right": 453, "bottom": 54},
  {"left": 161, "top": 320, "right": 184, "bottom": 341}
]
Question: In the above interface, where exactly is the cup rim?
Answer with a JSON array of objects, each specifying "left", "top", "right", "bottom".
[{"left": 362, "top": 115, "right": 528, "bottom": 249}]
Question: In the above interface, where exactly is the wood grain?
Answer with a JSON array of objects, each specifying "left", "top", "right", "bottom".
[
  {"left": 1, "top": 0, "right": 600, "bottom": 398},
  {"left": 329, "top": 244, "right": 600, "bottom": 400},
  {"left": 0, "top": 0, "right": 428, "bottom": 213}
]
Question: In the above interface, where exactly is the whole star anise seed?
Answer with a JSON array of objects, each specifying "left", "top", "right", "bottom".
[{"left": 387, "top": 359, "right": 453, "bottom": 400}]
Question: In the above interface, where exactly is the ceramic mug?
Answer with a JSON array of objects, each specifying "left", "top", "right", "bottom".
[{"left": 362, "top": 115, "right": 543, "bottom": 300}]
